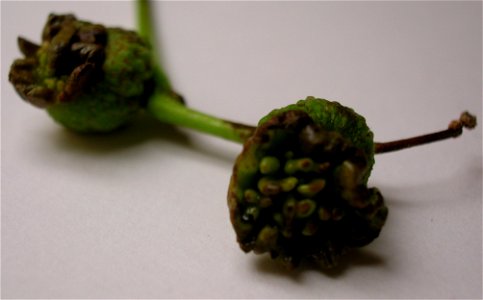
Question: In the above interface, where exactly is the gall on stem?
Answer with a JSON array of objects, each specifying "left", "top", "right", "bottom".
[
  {"left": 227, "top": 98, "right": 477, "bottom": 268},
  {"left": 8, "top": 1, "right": 478, "bottom": 269}
]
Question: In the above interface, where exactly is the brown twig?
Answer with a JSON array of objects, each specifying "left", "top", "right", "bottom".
[{"left": 375, "top": 111, "right": 477, "bottom": 154}]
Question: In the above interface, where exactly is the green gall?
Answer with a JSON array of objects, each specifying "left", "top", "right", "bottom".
[
  {"left": 260, "top": 96, "right": 375, "bottom": 181},
  {"left": 228, "top": 97, "right": 387, "bottom": 268},
  {"left": 9, "top": 14, "right": 155, "bottom": 133}
]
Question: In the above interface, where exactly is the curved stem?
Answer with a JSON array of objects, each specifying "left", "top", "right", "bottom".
[
  {"left": 147, "top": 92, "right": 255, "bottom": 143},
  {"left": 375, "top": 111, "right": 477, "bottom": 154}
]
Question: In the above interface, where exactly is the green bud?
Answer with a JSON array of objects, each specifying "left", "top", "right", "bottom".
[
  {"left": 284, "top": 158, "right": 315, "bottom": 174},
  {"left": 257, "top": 177, "right": 281, "bottom": 196},
  {"left": 259, "top": 156, "right": 281, "bottom": 174},
  {"left": 9, "top": 14, "right": 155, "bottom": 132},
  {"left": 297, "top": 179, "right": 326, "bottom": 197},
  {"left": 254, "top": 226, "right": 279, "bottom": 253},
  {"left": 243, "top": 189, "right": 260, "bottom": 204},
  {"left": 337, "top": 161, "right": 359, "bottom": 189},
  {"left": 257, "top": 176, "right": 297, "bottom": 196},
  {"left": 280, "top": 177, "right": 298, "bottom": 192}
]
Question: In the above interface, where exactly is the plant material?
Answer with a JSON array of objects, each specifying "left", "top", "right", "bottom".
[
  {"left": 227, "top": 97, "right": 476, "bottom": 268},
  {"left": 8, "top": 0, "right": 478, "bottom": 269},
  {"left": 227, "top": 97, "right": 385, "bottom": 267},
  {"left": 9, "top": 11, "right": 254, "bottom": 141},
  {"left": 9, "top": 14, "right": 155, "bottom": 132}
]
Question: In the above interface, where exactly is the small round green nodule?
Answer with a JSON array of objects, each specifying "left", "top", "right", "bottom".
[{"left": 259, "top": 156, "right": 281, "bottom": 175}]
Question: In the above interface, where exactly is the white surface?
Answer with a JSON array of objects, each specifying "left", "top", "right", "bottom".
[{"left": 1, "top": 1, "right": 482, "bottom": 298}]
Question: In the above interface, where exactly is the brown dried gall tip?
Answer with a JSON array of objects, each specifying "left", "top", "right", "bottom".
[
  {"left": 448, "top": 112, "right": 477, "bottom": 132},
  {"left": 9, "top": 14, "right": 108, "bottom": 108},
  {"left": 459, "top": 111, "right": 477, "bottom": 129},
  {"left": 18, "top": 37, "right": 40, "bottom": 57},
  {"left": 9, "top": 13, "right": 156, "bottom": 132}
]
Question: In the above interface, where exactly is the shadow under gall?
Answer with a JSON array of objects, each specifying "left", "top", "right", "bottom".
[
  {"left": 253, "top": 247, "right": 386, "bottom": 280},
  {"left": 49, "top": 112, "right": 191, "bottom": 155}
]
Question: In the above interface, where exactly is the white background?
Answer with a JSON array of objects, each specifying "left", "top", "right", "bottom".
[{"left": 1, "top": 1, "right": 482, "bottom": 298}]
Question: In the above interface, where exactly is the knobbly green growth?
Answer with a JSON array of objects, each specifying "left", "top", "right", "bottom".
[
  {"left": 227, "top": 98, "right": 476, "bottom": 268},
  {"left": 9, "top": 1, "right": 478, "bottom": 270},
  {"left": 9, "top": 12, "right": 254, "bottom": 141},
  {"left": 228, "top": 98, "right": 388, "bottom": 268},
  {"left": 259, "top": 97, "right": 376, "bottom": 182},
  {"left": 9, "top": 14, "right": 155, "bottom": 132}
]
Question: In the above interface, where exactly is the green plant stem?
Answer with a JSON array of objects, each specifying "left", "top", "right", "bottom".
[
  {"left": 137, "top": 0, "right": 476, "bottom": 149},
  {"left": 147, "top": 92, "right": 255, "bottom": 143},
  {"left": 137, "top": 0, "right": 255, "bottom": 143},
  {"left": 149, "top": 92, "right": 476, "bottom": 148},
  {"left": 137, "top": 0, "right": 172, "bottom": 92}
]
